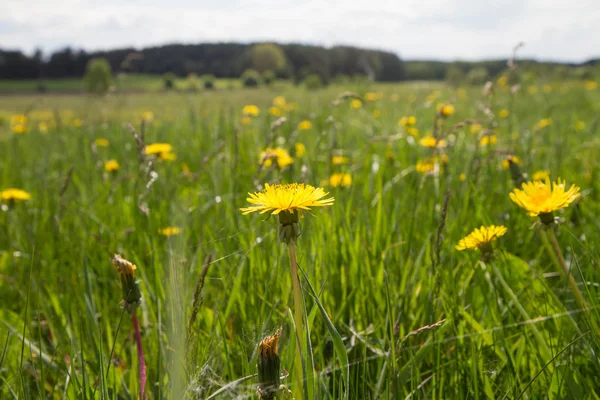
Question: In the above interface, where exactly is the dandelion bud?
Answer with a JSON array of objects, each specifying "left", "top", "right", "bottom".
[
  {"left": 507, "top": 157, "right": 525, "bottom": 187},
  {"left": 257, "top": 328, "right": 282, "bottom": 400},
  {"left": 278, "top": 210, "right": 301, "bottom": 244},
  {"left": 112, "top": 254, "right": 141, "bottom": 314}
]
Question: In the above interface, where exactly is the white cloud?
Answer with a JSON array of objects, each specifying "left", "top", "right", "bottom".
[{"left": 1, "top": 0, "right": 599, "bottom": 61}]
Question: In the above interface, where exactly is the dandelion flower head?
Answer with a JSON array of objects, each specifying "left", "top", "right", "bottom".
[
  {"left": 240, "top": 183, "right": 334, "bottom": 216},
  {"left": 509, "top": 178, "right": 580, "bottom": 217}
]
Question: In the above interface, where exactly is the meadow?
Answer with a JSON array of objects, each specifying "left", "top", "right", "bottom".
[{"left": 1, "top": 76, "right": 599, "bottom": 399}]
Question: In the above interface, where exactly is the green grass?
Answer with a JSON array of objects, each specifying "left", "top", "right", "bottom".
[{"left": 0, "top": 79, "right": 599, "bottom": 399}]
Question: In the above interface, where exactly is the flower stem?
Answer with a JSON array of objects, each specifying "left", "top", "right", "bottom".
[
  {"left": 132, "top": 313, "right": 147, "bottom": 400},
  {"left": 287, "top": 243, "right": 305, "bottom": 400},
  {"left": 540, "top": 229, "right": 587, "bottom": 312}
]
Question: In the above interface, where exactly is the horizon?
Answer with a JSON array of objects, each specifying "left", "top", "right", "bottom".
[{"left": 2, "top": 0, "right": 599, "bottom": 63}]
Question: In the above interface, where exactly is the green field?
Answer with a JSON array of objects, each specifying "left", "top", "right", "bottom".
[{"left": 1, "top": 78, "right": 600, "bottom": 399}]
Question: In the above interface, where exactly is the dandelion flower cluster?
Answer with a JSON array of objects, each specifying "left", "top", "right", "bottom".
[
  {"left": 329, "top": 173, "right": 352, "bottom": 187},
  {"left": 260, "top": 147, "right": 294, "bottom": 169}
]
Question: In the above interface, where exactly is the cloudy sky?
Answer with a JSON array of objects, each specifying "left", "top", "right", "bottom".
[{"left": 2, "top": 0, "right": 599, "bottom": 62}]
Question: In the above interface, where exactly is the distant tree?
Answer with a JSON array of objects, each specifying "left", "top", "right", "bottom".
[
  {"left": 84, "top": 57, "right": 112, "bottom": 94},
  {"left": 249, "top": 43, "right": 288, "bottom": 74},
  {"left": 303, "top": 73, "right": 324, "bottom": 90},
  {"left": 445, "top": 64, "right": 465, "bottom": 87},
  {"left": 201, "top": 74, "right": 216, "bottom": 89},
  {"left": 241, "top": 69, "right": 260, "bottom": 87},
  {"left": 262, "top": 70, "right": 276, "bottom": 85},
  {"left": 163, "top": 72, "right": 176, "bottom": 89},
  {"left": 466, "top": 67, "right": 488, "bottom": 85}
]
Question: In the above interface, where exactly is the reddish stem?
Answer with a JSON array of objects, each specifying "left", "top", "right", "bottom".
[{"left": 132, "top": 313, "right": 147, "bottom": 399}]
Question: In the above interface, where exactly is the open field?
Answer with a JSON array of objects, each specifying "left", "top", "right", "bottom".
[{"left": 1, "top": 79, "right": 600, "bottom": 399}]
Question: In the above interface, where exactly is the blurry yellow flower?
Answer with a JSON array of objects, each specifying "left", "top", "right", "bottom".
[
  {"left": 283, "top": 102, "right": 299, "bottom": 112},
  {"left": 159, "top": 226, "right": 181, "bottom": 236},
  {"left": 159, "top": 152, "right": 177, "bottom": 161},
  {"left": 419, "top": 136, "right": 437, "bottom": 147},
  {"left": 112, "top": 254, "right": 136, "bottom": 277},
  {"left": 510, "top": 178, "right": 580, "bottom": 219},
  {"left": 528, "top": 86, "right": 538, "bottom": 95},
  {"left": 329, "top": 173, "right": 352, "bottom": 187},
  {"left": 502, "top": 155, "right": 520, "bottom": 169},
  {"left": 479, "top": 135, "right": 497, "bottom": 146},
  {"left": 406, "top": 127, "right": 420, "bottom": 138},
  {"left": 534, "top": 118, "right": 552, "bottom": 130},
  {"left": 273, "top": 96, "right": 286, "bottom": 107},
  {"left": 399, "top": 116, "right": 417, "bottom": 127},
  {"left": 295, "top": 143, "right": 306, "bottom": 158},
  {"left": 332, "top": 155, "right": 349, "bottom": 165},
  {"left": 38, "top": 121, "right": 48, "bottom": 134},
  {"left": 298, "top": 120, "right": 312, "bottom": 130},
  {"left": 73, "top": 119, "right": 83, "bottom": 128},
  {"left": 427, "top": 90, "right": 441, "bottom": 102},
  {"left": 584, "top": 81, "right": 598, "bottom": 90},
  {"left": 470, "top": 123, "right": 483, "bottom": 135},
  {"left": 142, "top": 111, "right": 154, "bottom": 121},
  {"left": 438, "top": 104, "right": 455, "bottom": 117},
  {"left": 242, "top": 104, "right": 260, "bottom": 117},
  {"left": 12, "top": 124, "right": 26, "bottom": 134},
  {"left": 416, "top": 159, "right": 434, "bottom": 174},
  {"left": 459, "top": 173, "right": 466, "bottom": 181},
  {"left": 11, "top": 115, "right": 27, "bottom": 125},
  {"left": 240, "top": 183, "right": 334, "bottom": 216},
  {"left": 181, "top": 162, "right": 192, "bottom": 177},
  {"left": 364, "top": 92, "right": 379, "bottom": 102},
  {"left": 95, "top": 138, "right": 110, "bottom": 147},
  {"left": 145, "top": 143, "right": 172, "bottom": 156},
  {"left": 269, "top": 106, "right": 282, "bottom": 117},
  {"left": 104, "top": 159, "right": 120, "bottom": 172},
  {"left": 498, "top": 109, "right": 509, "bottom": 118},
  {"left": 350, "top": 99, "right": 362, "bottom": 109},
  {"left": 260, "top": 147, "right": 294, "bottom": 169},
  {"left": 496, "top": 76, "right": 508, "bottom": 87},
  {"left": 543, "top": 84, "right": 553, "bottom": 93},
  {"left": 1, "top": 188, "right": 31, "bottom": 202},
  {"left": 456, "top": 225, "right": 507, "bottom": 253},
  {"left": 372, "top": 109, "right": 381, "bottom": 118},
  {"left": 240, "top": 116, "right": 253, "bottom": 126},
  {"left": 574, "top": 120, "right": 585, "bottom": 131},
  {"left": 532, "top": 170, "right": 550, "bottom": 181}
]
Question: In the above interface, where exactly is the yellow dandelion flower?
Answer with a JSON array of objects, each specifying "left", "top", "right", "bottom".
[
  {"left": 438, "top": 104, "right": 455, "bottom": 117},
  {"left": 584, "top": 81, "right": 598, "bottom": 90},
  {"left": 159, "top": 152, "right": 177, "bottom": 161},
  {"left": 419, "top": 136, "right": 437, "bottom": 148},
  {"left": 350, "top": 99, "right": 362, "bottom": 109},
  {"left": 528, "top": 86, "right": 538, "bottom": 95},
  {"left": 534, "top": 118, "right": 552, "bottom": 130},
  {"left": 416, "top": 159, "right": 435, "bottom": 174},
  {"left": 574, "top": 120, "right": 585, "bottom": 131},
  {"left": 273, "top": 96, "right": 286, "bottom": 107},
  {"left": 269, "top": 106, "right": 282, "bottom": 117},
  {"left": 399, "top": 116, "right": 417, "bottom": 127},
  {"left": 38, "top": 121, "right": 48, "bottom": 134},
  {"left": 502, "top": 155, "right": 520, "bottom": 170},
  {"left": 510, "top": 178, "right": 580, "bottom": 219},
  {"left": 456, "top": 225, "right": 507, "bottom": 253},
  {"left": 498, "top": 109, "right": 509, "bottom": 118},
  {"left": 364, "top": 92, "right": 379, "bottom": 102},
  {"left": 242, "top": 104, "right": 260, "bottom": 117},
  {"left": 459, "top": 173, "right": 466, "bottom": 181},
  {"left": 372, "top": 109, "right": 381, "bottom": 118},
  {"left": 479, "top": 135, "right": 497, "bottom": 146},
  {"left": 95, "top": 138, "right": 110, "bottom": 147},
  {"left": 112, "top": 254, "right": 136, "bottom": 277},
  {"left": 104, "top": 159, "right": 120, "bottom": 172},
  {"left": 240, "top": 183, "right": 334, "bottom": 216},
  {"left": 329, "top": 173, "right": 352, "bottom": 188},
  {"left": 260, "top": 147, "right": 294, "bottom": 169},
  {"left": 159, "top": 226, "right": 181, "bottom": 236},
  {"left": 532, "top": 170, "right": 550, "bottom": 181},
  {"left": 298, "top": 120, "right": 312, "bottom": 130},
  {"left": 295, "top": 143, "right": 306, "bottom": 158},
  {"left": 142, "top": 111, "right": 154, "bottom": 121},
  {"left": 12, "top": 124, "right": 27, "bottom": 134},
  {"left": 406, "top": 127, "right": 420, "bottom": 138},
  {"left": 496, "top": 76, "right": 508, "bottom": 87},
  {"left": 470, "top": 123, "right": 483, "bottom": 135},
  {"left": 73, "top": 119, "right": 83, "bottom": 128},
  {"left": 332, "top": 155, "right": 349, "bottom": 165},
  {"left": 145, "top": 143, "right": 173, "bottom": 156},
  {"left": 11, "top": 114, "right": 27, "bottom": 125},
  {"left": 1, "top": 188, "right": 32, "bottom": 202}
]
